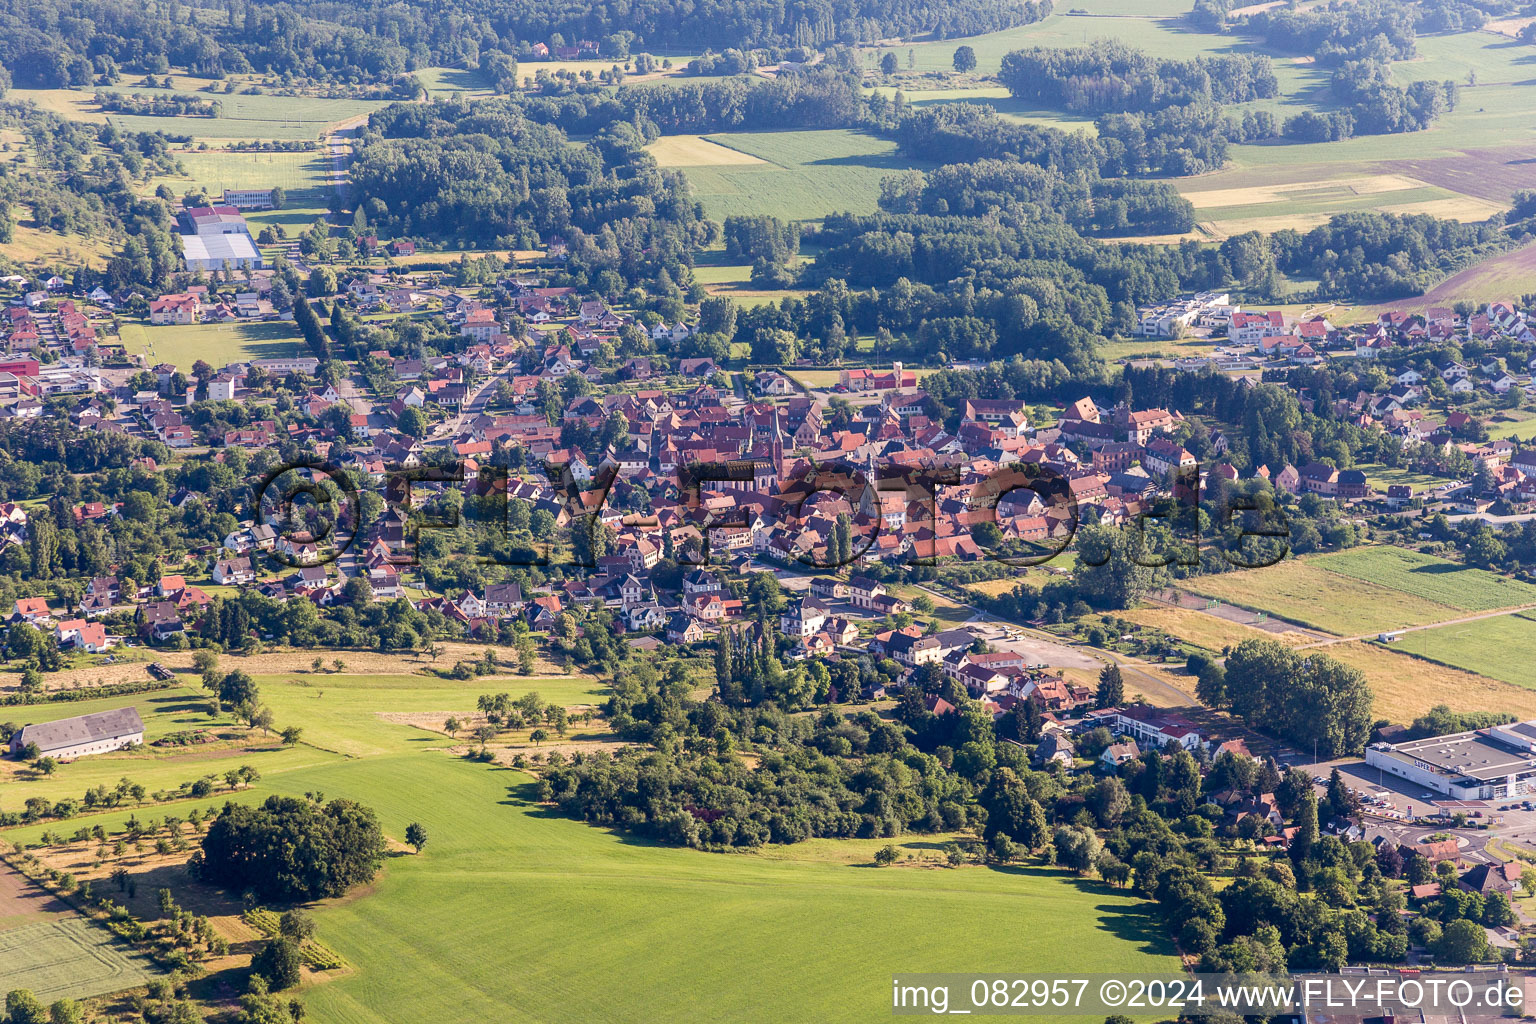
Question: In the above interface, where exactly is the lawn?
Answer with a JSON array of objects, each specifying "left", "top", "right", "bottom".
[
  {"left": 118, "top": 321, "right": 307, "bottom": 371},
  {"left": 1392, "top": 613, "right": 1536, "bottom": 689},
  {"left": 1353, "top": 463, "right": 1448, "bottom": 494},
  {"left": 679, "top": 129, "right": 929, "bottom": 221},
  {"left": 1177, "top": 558, "right": 1464, "bottom": 636},
  {"left": 1311, "top": 547, "right": 1536, "bottom": 613},
  {"left": 1, "top": 667, "right": 1178, "bottom": 1023}
]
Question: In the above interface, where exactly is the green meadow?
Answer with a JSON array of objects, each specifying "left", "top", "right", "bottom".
[
  {"left": 680, "top": 128, "right": 929, "bottom": 221},
  {"left": 1393, "top": 613, "right": 1536, "bottom": 689},
  {"left": 1311, "top": 547, "right": 1536, "bottom": 612},
  {"left": 2, "top": 672, "right": 1178, "bottom": 1023}
]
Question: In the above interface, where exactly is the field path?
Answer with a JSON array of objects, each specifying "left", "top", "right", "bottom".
[{"left": 1293, "top": 603, "right": 1536, "bottom": 649}]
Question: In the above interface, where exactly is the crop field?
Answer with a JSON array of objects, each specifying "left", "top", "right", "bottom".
[
  {"left": 648, "top": 135, "right": 768, "bottom": 167},
  {"left": 1388, "top": 241, "right": 1536, "bottom": 310},
  {"left": 1390, "top": 613, "right": 1536, "bottom": 689},
  {"left": 1177, "top": 558, "right": 1464, "bottom": 636},
  {"left": 0, "top": 916, "right": 160, "bottom": 1003},
  {"left": 0, "top": 668, "right": 1177, "bottom": 1024},
  {"left": 1318, "top": 639, "right": 1536, "bottom": 722},
  {"left": 1179, "top": 172, "right": 1501, "bottom": 238},
  {"left": 1310, "top": 547, "right": 1536, "bottom": 612},
  {"left": 118, "top": 321, "right": 306, "bottom": 370},
  {"left": 679, "top": 129, "right": 929, "bottom": 221},
  {"left": 9, "top": 85, "right": 384, "bottom": 140}
]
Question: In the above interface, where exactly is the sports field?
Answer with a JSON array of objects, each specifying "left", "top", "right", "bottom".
[
  {"left": 0, "top": 668, "right": 1178, "bottom": 1024},
  {"left": 118, "top": 321, "right": 307, "bottom": 371},
  {"left": 678, "top": 129, "right": 929, "bottom": 221}
]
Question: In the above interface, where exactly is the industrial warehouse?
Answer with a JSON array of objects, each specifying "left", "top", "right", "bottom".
[{"left": 1366, "top": 721, "right": 1536, "bottom": 800}]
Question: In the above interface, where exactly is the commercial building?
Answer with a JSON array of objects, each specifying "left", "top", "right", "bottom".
[
  {"left": 182, "top": 233, "right": 264, "bottom": 272},
  {"left": 222, "top": 188, "right": 275, "bottom": 210},
  {"left": 1365, "top": 721, "right": 1536, "bottom": 800}
]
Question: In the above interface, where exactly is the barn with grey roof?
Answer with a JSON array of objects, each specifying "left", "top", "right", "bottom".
[{"left": 9, "top": 707, "right": 144, "bottom": 759}]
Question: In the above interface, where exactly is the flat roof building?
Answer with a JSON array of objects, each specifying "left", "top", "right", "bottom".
[
  {"left": 181, "top": 233, "right": 264, "bottom": 272},
  {"left": 1365, "top": 721, "right": 1536, "bottom": 800}
]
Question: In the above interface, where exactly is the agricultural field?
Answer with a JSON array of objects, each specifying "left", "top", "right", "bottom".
[
  {"left": 9, "top": 86, "right": 384, "bottom": 141},
  {"left": 118, "top": 321, "right": 307, "bottom": 371},
  {"left": 0, "top": 913, "right": 160, "bottom": 1004},
  {"left": 1390, "top": 613, "right": 1536, "bottom": 689},
  {"left": 1310, "top": 547, "right": 1536, "bottom": 613},
  {"left": 1316, "top": 639, "right": 1536, "bottom": 722},
  {"left": 1, "top": 667, "right": 1178, "bottom": 1024},
  {"left": 1177, "top": 557, "right": 1465, "bottom": 636},
  {"left": 864, "top": 85, "right": 1098, "bottom": 134},
  {"left": 647, "top": 135, "right": 768, "bottom": 167},
  {"left": 1178, "top": 171, "right": 1502, "bottom": 239},
  {"left": 1120, "top": 605, "right": 1313, "bottom": 653},
  {"left": 1387, "top": 242, "right": 1536, "bottom": 312},
  {"left": 678, "top": 129, "right": 929, "bottom": 221}
]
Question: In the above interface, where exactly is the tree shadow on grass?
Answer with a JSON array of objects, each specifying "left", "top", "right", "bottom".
[{"left": 990, "top": 865, "right": 1176, "bottom": 956}]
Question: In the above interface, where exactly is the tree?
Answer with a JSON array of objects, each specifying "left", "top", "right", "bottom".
[
  {"left": 251, "top": 937, "right": 302, "bottom": 990},
  {"left": 47, "top": 1000, "right": 83, "bottom": 1024},
  {"left": 529, "top": 729, "right": 547, "bottom": 746},
  {"left": 405, "top": 822, "right": 428, "bottom": 852},
  {"left": 1290, "top": 791, "right": 1319, "bottom": 867},
  {"left": 874, "top": 845, "right": 900, "bottom": 866},
  {"left": 278, "top": 909, "right": 315, "bottom": 943},
  {"left": 5, "top": 991, "right": 46, "bottom": 1024},
  {"left": 397, "top": 406, "right": 429, "bottom": 438},
  {"left": 280, "top": 726, "right": 302, "bottom": 745},
  {"left": 880, "top": 52, "right": 899, "bottom": 75},
  {"left": 1096, "top": 663, "right": 1124, "bottom": 708},
  {"left": 199, "top": 795, "right": 386, "bottom": 901},
  {"left": 1053, "top": 825, "right": 1103, "bottom": 873},
  {"left": 953, "top": 46, "right": 977, "bottom": 73},
  {"left": 1434, "top": 919, "right": 1494, "bottom": 964}
]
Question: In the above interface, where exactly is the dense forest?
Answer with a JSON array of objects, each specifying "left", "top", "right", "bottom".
[
  {"left": 1, "top": 0, "right": 1052, "bottom": 87},
  {"left": 998, "top": 42, "right": 1278, "bottom": 114}
]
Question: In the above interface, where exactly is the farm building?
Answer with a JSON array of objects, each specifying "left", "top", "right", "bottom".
[{"left": 9, "top": 706, "right": 145, "bottom": 759}]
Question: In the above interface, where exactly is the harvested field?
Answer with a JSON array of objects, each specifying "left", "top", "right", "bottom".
[
  {"left": 1377, "top": 196, "right": 1507, "bottom": 219},
  {"left": 0, "top": 861, "right": 71, "bottom": 932},
  {"left": 1181, "top": 174, "right": 1426, "bottom": 209},
  {"left": 1122, "top": 605, "right": 1314, "bottom": 652},
  {"left": 648, "top": 135, "right": 768, "bottom": 167},
  {"left": 1380, "top": 147, "right": 1536, "bottom": 205},
  {"left": 1385, "top": 241, "right": 1536, "bottom": 310}
]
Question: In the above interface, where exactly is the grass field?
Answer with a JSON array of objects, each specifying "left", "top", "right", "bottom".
[
  {"left": 1311, "top": 547, "right": 1536, "bottom": 612},
  {"left": 1353, "top": 463, "right": 1448, "bottom": 494},
  {"left": 1391, "top": 613, "right": 1536, "bottom": 689},
  {"left": 0, "top": 916, "right": 160, "bottom": 1003},
  {"left": 154, "top": 149, "right": 331, "bottom": 196},
  {"left": 118, "top": 321, "right": 306, "bottom": 370},
  {"left": 1120, "top": 606, "right": 1314, "bottom": 652},
  {"left": 679, "top": 129, "right": 928, "bottom": 221},
  {"left": 0, "top": 665, "right": 1177, "bottom": 1023},
  {"left": 1178, "top": 558, "right": 1464, "bottom": 636},
  {"left": 9, "top": 87, "right": 384, "bottom": 141}
]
